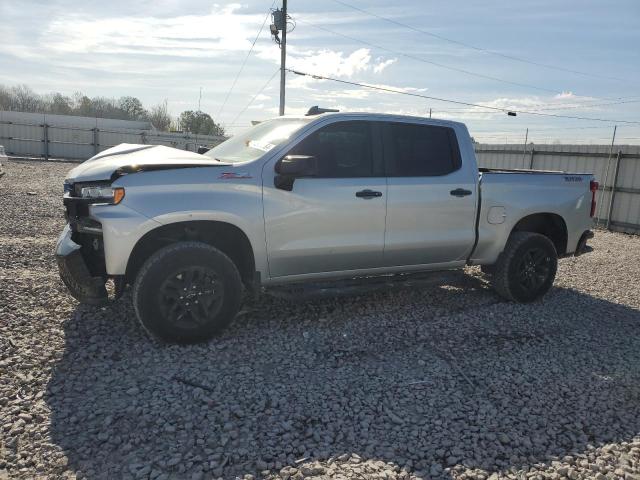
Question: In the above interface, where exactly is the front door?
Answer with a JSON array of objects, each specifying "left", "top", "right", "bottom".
[{"left": 262, "top": 120, "right": 387, "bottom": 278}]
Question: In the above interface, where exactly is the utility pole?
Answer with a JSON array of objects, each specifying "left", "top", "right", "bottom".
[
  {"left": 279, "top": 0, "right": 287, "bottom": 116},
  {"left": 198, "top": 87, "right": 202, "bottom": 111}
]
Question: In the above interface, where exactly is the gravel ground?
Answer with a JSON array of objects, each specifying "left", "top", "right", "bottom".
[{"left": 1, "top": 158, "right": 640, "bottom": 480}]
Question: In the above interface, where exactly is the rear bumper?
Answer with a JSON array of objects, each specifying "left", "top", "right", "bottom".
[
  {"left": 574, "top": 230, "right": 594, "bottom": 256},
  {"left": 56, "top": 225, "right": 108, "bottom": 305}
]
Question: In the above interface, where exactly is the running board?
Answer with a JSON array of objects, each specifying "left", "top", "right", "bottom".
[{"left": 264, "top": 270, "right": 471, "bottom": 301}]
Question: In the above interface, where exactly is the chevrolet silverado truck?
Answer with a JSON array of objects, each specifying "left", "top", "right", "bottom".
[{"left": 56, "top": 112, "right": 597, "bottom": 343}]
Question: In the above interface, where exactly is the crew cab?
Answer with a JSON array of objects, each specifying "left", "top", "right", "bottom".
[{"left": 56, "top": 111, "right": 597, "bottom": 343}]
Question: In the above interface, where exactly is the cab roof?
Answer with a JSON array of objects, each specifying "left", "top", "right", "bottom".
[{"left": 279, "top": 111, "right": 467, "bottom": 129}]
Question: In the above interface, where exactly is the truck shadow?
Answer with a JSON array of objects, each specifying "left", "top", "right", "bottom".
[{"left": 45, "top": 273, "right": 640, "bottom": 479}]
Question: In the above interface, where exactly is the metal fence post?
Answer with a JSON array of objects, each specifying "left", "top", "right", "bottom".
[
  {"left": 606, "top": 150, "right": 623, "bottom": 231},
  {"left": 528, "top": 148, "right": 535, "bottom": 169},
  {"left": 596, "top": 125, "right": 617, "bottom": 226},
  {"left": 93, "top": 128, "right": 99, "bottom": 155},
  {"left": 521, "top": 128, "right": 528, "bottom": 168},
  {"left": 141, "top": 132, "right": 147, "bottom": 145},
  {"left": 43, "top": 123, "right": 49, "bottom": 161}
]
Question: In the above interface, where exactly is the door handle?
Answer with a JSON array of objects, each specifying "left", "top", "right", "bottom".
[
  {"left": 450, "top": 188, "right": 472, "bottom": 197},
  {"left": 355, "top": 189, "right": 383, "bottom": 199}
]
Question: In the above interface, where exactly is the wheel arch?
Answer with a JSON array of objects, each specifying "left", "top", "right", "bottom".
[
  {"left": 125, "top": 220, "right": 256, "bottom": 288},
  {"left": 511, "top": 212, "right": 568, "bottom": 255}
]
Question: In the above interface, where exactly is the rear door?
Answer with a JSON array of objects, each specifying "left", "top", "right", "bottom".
[
  {"left": 262, "top": 120, "right": 387, "bottom": 278},
  {"left": 382, "top": 121, "right": 477, "bottom": 266}
]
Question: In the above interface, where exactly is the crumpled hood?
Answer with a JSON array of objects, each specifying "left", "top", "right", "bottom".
[{"left": 66, "top": 143, "right": 228, "bottom": 182}]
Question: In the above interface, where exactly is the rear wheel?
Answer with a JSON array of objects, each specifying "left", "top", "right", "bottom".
[
  {"left": 492, "top": 232, "right": 557, "bottom": 303},
  {"left": 133, "top": 242, "right": 243, "bottom": 343}
]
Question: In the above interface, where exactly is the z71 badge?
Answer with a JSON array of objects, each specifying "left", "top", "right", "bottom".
[{"left": 564, "top": 176, "right": 583, "bottom": 182}]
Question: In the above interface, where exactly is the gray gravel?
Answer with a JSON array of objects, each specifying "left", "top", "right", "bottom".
[{"left": 1, "top": 158, "right": 640, "bottom": 480}]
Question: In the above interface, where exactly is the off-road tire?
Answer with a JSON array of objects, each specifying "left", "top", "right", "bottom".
[
  {"left": 132, "top": 242, "right": 243, "bottom": 343},
  {"left": 492, "top": 232, "right": 558, "bottom": 303}
]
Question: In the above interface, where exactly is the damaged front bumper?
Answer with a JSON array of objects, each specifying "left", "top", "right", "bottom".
[{"left": 56, "top": 225, "right": 109, "bottom": 305}]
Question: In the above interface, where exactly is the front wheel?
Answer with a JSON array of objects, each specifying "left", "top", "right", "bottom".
[
  {"left": 132, "top": 242, "right": 243, "bottom": 343},
  {"left": 492, "top": 232, "right": 558, "bottom": 303}
]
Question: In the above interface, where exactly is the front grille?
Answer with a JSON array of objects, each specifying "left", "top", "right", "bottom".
[{"left": 63, "top": 182, "right": 91, "bottom": 225}]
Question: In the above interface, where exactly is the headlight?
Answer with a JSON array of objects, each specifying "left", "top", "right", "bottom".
[{"left": 80, "top": 185, "right": 125, "bottom": 205}]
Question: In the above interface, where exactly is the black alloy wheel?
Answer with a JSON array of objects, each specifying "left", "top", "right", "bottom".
[
  {"left": 492, "top": 232, "right": 558, "bottom": 303},
  {"left": 515, "top": 247, "right": 553, "bottom": 294},
  {"left": 133, "top": 242, "right": 243, "bottom": 343},
  {"left": 159, "top": 266, "right": 225, "bottom": 330}
]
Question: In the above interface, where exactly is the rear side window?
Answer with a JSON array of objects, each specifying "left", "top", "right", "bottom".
[
  {"left": 288, "top": 121, "right": 373, "bottom": 177},
  {"left": 386, "top": 123, "right": 461, "bottom": 176}
]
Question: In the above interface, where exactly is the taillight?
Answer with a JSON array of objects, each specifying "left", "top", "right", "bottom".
[{"left": 590, "top": 180, "right": 599, "bottom": 217}]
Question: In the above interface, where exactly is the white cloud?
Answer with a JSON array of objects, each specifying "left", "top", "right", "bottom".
[
  {"left": 37, "top": 5, "right": 267, "bottom": 58},
  {"left": 373, "top": 58, "right": 397, "bottom": 74},
  {"left": 259, "top": 48, "right": 399, "bottom": 91},
  {"left": 361, "top": 83, "right": 428, "bottom": 94},
  {"left": 286, "top": 48, "right": 372, "bottom": 81},
  {"left": 471, "top": 93, "right": 598, "bottom": 112},
  {"left": 554, "top": 91, "right": 576, "bottom": 99},
  {"left": 424, "top": 93, "right": 606, "bottom": 123},
  {"left": 311, "top": 89, "right": 373, "bottom": 101}
]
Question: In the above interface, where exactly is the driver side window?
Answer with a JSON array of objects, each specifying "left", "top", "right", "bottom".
[{"left": 288, "top": 121, "right": 373, "bottom": 177}]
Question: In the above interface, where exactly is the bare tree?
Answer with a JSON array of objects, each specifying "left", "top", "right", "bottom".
[
  {"left": 11, "top": 85, "right": 42, "bottom": 111},
  {"left": 44, "top": 93, "right": 73, "bottom": 115},
  {"left": 0, "top": 86, "right": 11, "bottom": 110},
  {"left": 72, "top": 93, "right": 94, "bottom": 117},
  {"left": 91, "top": 97, "right": 123, "bottom": 119},
  {"left": 149, "top": 100, "right": 172, "bottom": 131},
  {"left": 0, "top": 83, "right": 225, "bottom": 133}
]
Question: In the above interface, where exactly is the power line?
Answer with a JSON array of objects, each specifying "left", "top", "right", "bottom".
[
  {"left": 433, "top": 98, "right": 640, "bottom": 116},
  {"left": 436, "top": 98, "right": 640, "bottom": 114},
  {"left": 230, "top": 68, "right": 280, "bottom": 126},
  {"left": 331, "top": 0, "right": 630, "bottom": 84},
  {"left": 512, "top": 95, "right": 640, "bottom": 110},
  {"left": 287, "top": 68, "right": 640, "bottom": 124},
  {"left": 473, "top": 125, "right": 620, "bottom": 132},
  {"left": 298, "top": 18, "right": 558, "bottom": 94},
  {"left": 429, "top": 95, "right": 640, "bottom": 112},
  {"left": 217, "top": 1, "right": 276, "bottom": 122},
  {"left": 300, "top": 19, "right": 640, "bottom": 110},
  {"left": 300, "top": 17, "right": 639, "bottom": 105},
  {"left": 518, "top": 98, "right": 640, "bottom": 112}
]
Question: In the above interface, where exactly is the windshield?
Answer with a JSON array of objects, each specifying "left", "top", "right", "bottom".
[{"left": 204, "top": 117, "right": 312, "bottom": 163}]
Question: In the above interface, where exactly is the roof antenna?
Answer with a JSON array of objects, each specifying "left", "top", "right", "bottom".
[{"left": 306, "top": 106, "right": 339, "bottom": 116}]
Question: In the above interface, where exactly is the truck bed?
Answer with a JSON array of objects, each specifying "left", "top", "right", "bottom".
[{"left": 471, "top": 168, "right": 595, "bottom": 265}]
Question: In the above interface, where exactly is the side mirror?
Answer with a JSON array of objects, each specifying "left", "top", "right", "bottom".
[
  {"left": 274, "top": 155, "right": 318, "bottom": 191},
  {"left": 275, "top": 155, "right": 318, "bottom": 176}
]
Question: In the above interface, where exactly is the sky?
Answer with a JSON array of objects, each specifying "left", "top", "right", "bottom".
[{"left": 1, "top": 0, "right": 639, "bottom": 144}]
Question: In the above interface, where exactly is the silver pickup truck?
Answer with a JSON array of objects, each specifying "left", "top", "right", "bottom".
[{"left": 56, "top": 111, "right": 597, "bottom": 343}]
